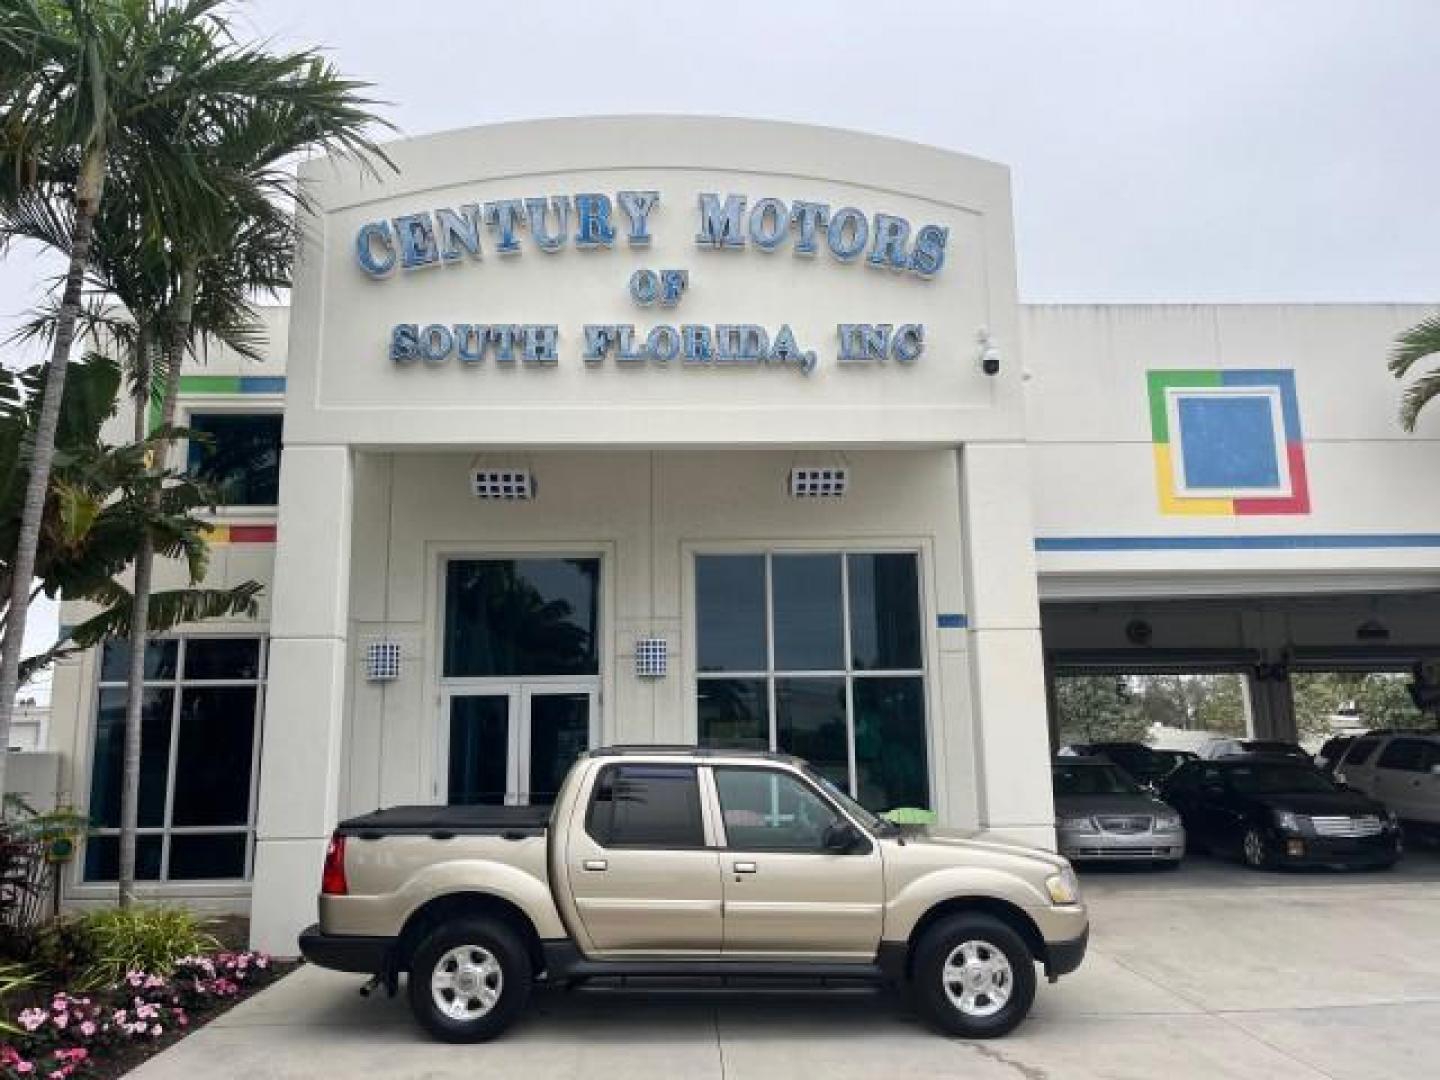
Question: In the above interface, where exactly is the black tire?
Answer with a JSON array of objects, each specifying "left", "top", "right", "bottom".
[
  {"left": 1241, "top": 827, "right": 1274, "bottom": 870},
  {"left": 407, "top": 918, "right": 532, "bottom": 1043},
  {"left": 911, "top": 914, "right": 1037, "bottom": 1038}
]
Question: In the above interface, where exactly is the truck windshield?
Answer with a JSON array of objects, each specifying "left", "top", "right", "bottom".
[{"left": 803, "top": 767, "right": 890, "bottom": 834}]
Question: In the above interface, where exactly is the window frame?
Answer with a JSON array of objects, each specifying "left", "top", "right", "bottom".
[
  {"left": 709, "top": 763, "right": 872, "bottom": 855},
  {"left": 691, "top": 548, "right": 931, "bottom": 808},
  {"left": 180, "top": 403, "right": 283, "bottom": 516},
  {"left": 80, "top": 634, "right": 267, "bottom": 886},
  {"left": 583, "top": 762, "right": 708, "bottom": 851}
]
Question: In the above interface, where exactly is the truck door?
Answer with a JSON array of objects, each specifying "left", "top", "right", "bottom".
[
  {"left": 710, "top": 765, "right": 884, "bottom": 960},
  {"left": 565, "top": 762, "right": 724, "bottom": 956}
]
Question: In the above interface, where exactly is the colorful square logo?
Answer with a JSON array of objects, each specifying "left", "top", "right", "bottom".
[{"left": 1147, "top": 369, "right": 1310, "bottom": 515}]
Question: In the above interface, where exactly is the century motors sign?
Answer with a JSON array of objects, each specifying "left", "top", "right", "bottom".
[{"left": 353, "top": 191, "right": 948, "bottom": 376}]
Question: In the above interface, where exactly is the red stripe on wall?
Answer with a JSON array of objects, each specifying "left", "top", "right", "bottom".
[{"left": 226, "top": 524, "right": 277, "bottom": 543}]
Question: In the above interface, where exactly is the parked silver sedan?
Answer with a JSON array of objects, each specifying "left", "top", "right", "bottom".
[{"left": 1053, "top": 757, "right": 1186, "bottom": 867}]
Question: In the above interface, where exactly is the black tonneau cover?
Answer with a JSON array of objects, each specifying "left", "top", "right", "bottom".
[{"left": 336, "top": 804, "right": 550, "bottom": 837}]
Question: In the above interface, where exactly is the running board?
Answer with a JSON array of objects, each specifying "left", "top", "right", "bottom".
[{"left": 541, "top": 942, "right": 887, "bottom": 982}]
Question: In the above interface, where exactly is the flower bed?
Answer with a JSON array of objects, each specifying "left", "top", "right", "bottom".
[{"left": 2, "top": 950, "right": 289, "bottom": 1079}]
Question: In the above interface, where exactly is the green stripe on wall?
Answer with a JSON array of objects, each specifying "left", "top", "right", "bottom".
[
  {"left": 1146, "top": 369, "right": 1222, "bottom": 443},
  {"left": 178, "top": 375, "right": 244, "bottom": 394}
]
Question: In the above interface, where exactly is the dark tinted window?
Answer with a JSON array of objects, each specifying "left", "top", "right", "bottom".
[
  {"left": 88, "top": 688, "right": 173, "bottom": 828},
  {"left": 714, "top": 767, "right": 841, "bottom": 851},
  {"left": 1377, "top": 739, "right": 1427, "bottom": 772},
  {"left": 775, "top": 677, "right": 847, "bottom": 790},
  {"left": 1344, "top": 737, "right": 1382, "bottom": 766},
  {"left": 443, "top": 558, "right": 599, "bottom": 678},
  {"left": 184, "top": 638, "right": 261, "bottom": 680},
  {"left": 586, "top": 764, "right": 704, "bottom": 848},
  {"left": 100, "top": 639, "right": 178, "bottom": 682},
  {"left": 697, "top": 677, "right": 769, "bottom": 750},
  {"left": 170, "top": 687, "right": 257, "bottom": 826},
  {"left": 696, "top": 556, "right": 767, "bottom": 672},
  {"left": 847, "top": 553, "right": 922, "bottom": 670},
  {"left": 853, "top": 676, "right": 929, "bottom": 810},
  {"left": 187, "top": 412, "right": 282, "bottom": 506},
  {"left": 772, "top": 554, "right": 844, "bottom": 670},
  {"left": 1053, "top": 762, "right": 1142, "bottom": 796}
]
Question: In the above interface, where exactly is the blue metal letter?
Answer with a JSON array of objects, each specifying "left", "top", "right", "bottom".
[
  {"left": 583, "top": 324, "right": 615, "bottom": 362},
  {"left": 695, "top": 193, "right": 746, "bottom": 248},
  {"left": 436, "top": 205, "right": 483, "bottom": 262},
  {"left": 389, "top": 323, "right": 419, "bottom": 363},
  {"left": 659, "top": 269, "right": 689, "bottom": 307},
  {"left": 867, "top": 213, "right": 910, "bottom": 271},
  {"left": 892, "top": 324, "right": 925, "bottom": 363},
  {"left": 789, "top": 201, "right": 830, "bottom": 256},
  {"left": 574, "top": 193, "right": 616, "bottom": 248},
  {"left": 826, "top": 208, "right": 869, "bottom": 262},
  {"left": 525, "top": 196, "right": 572, "bottom": 253},
  {"left": 356, "top": 221, "right": 397, "bottom": 276},
  {"left": 522, "top": 325, "right": 559, "bottom": 364},
  {"left": 455, "top": 324, "right": 484, "bottom": 363},
  {"left": 909, "top": 224, "right": 949, "bottom": 277},
  {"left": 419, "top": 324, "right": 453, "bottom": 363},
  {"left": 647, "top": 325, "right": 681, "bottom": 362},
  {"left": 748, "top": 197, "right": 788, "bottom": 251},
  {"left": 629, "top": 268, "right": 660, "bottom": 306},
  {"left": 393, "top": 213, "right": 440, "bottom": 269},
  {"left": 682, "top": 325, "right": 714, "bottom": 362},
  {"left": 617, "top": 190, "right": 661, "bottom": 247},
  {"left": 483, "top": 201, "right": 526, "bottom": 255}
]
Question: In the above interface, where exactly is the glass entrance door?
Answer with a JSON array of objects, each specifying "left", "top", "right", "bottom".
[{"left": 444, "top": 686, "right": 596, "bottom": 806}]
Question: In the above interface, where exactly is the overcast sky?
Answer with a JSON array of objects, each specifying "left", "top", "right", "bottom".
[{"left": 6, "top": 0, "right": 1440, "bottom": 690}]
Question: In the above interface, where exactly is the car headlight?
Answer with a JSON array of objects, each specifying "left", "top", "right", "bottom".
[
  {"left": 1045, "top": 867, "right": 1082, "bottom": 905},
  {"left": 1154, "top": 813, "right": 1182, "bottom": 833},
  {"left": 1273, "top": 811, "right": 1306, "bottom": 833},
  {"left": 1057, "top": 815, "right": 1098, "bottom": 833}
]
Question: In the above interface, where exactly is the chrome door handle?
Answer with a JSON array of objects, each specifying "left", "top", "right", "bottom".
[
  {"left": 582, "top": 859, "right": 608, "bottom": 871},
  {"left": 733, "top": 861, "right": 757, "bottom": 874}
]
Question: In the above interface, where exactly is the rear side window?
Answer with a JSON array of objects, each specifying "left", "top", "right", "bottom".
[
  {"left": 1344, "top": 738, "right": 1381, "bottom": 766},
  {"left": 1377, "top": 739, "right": 1426, "bottom": 772},
  {"left": 585, "top": 764, "right": 704, "bottom": 848}
]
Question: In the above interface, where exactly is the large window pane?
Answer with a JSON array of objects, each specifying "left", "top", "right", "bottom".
[
  {"left": 100, "top": 639, "right": 178, "bottom": 683},
  {"left": 89, "top": 688, "right": 173, "bottom": 828},
  {"left": 168, "top": 834, "right": 248, "bottom": 880},
  {"left": 528, "top": 693, "right": 590, "bottom": 804},
  {"left": 448, "top": 695, "right": 510, "bottom": 805},
  {"left": 776, "top": 677, "right": 848, "bottom": 789},
  {"left": 171, "top": 687, "right": 257, "bottom": 826},
  {"left": 184, "top": 638, "right": 261, "bottom": 680},
  {"left": 187, "top": 412, "right": 282, "bottom": 506},
  {"left": 444, "top": 558, "right": 599, "bottom": 678},
  {"left": 696, "top": 555, "right": 767, "bottom": 672},
  {"left": 772, "top": 554, "right": 844, "bottom": 670},
  {"left": 585, "top": 764, "right": 703, "bottom": 847},
  {"left": 83, "top": 835, "right": 162, "bottom": 883},
  {"left": 697, "top": 678, "right": 769, "bottom": 750},
  {"left": 853, "top": 677, "right": 929, "bottom": 811},
  {"left": 848, "top": 554, "right": 922, "bottom": 671}
]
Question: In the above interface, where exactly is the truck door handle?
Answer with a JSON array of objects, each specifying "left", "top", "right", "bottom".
[
  {"left": 733, "top": 861, "right": 757, "bottom": 874},
  {"left": 582, "top": 859, "right": 608, "bottom": 872}
]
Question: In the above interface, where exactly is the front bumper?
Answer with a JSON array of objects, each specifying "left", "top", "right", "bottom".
[
  {"left": 1272, "top": 832, "right": 1400, "bottom": 868},
  {"left": 1059, "top": 829, "right": 1186, "bottom": 862},
  {"left": 298, "top": 923, "right": 395, "bottom": 975},
  {"left": 1045, "top": 925, "right": 1089, "bottom": 980}
]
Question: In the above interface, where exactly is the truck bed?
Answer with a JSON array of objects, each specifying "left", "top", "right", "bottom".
[{"left": 335, "top": 804, "right": 551, "bottom": 837}]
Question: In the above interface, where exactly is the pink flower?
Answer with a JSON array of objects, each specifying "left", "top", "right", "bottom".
[
  {"left": 16, "top": 1062, "right": 35, "bottom": 1075},
  {"left": 150, "top": 1024, "right": 162, "bottom": 1037},
  {"left": 79, "top": 1021, "right": 97, "bottom": 1038},
  {"left": 52, "top": 1012, "right": 69, "bottom": 1029},
  {"left": 18, "top": 1008, "right": 46, "bottom": 1032}
]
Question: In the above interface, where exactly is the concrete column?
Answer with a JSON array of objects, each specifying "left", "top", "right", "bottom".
[
  {"left": 959, "top": 444, "right": 1055, "bottom": 849},
  {"left": 250, "top": 446, "right": 354, "bottom": 955}
]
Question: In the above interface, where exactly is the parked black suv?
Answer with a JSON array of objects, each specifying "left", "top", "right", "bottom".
[{"left": 1159, "top": 756, "right": 1401, "bottom": 870}]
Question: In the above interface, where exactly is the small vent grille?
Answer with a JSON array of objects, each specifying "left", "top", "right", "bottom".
[
  {"left": 635, "top": 637, "right": 668, "bottom": 678},
  {"left": 365, "top": 641, "right": 401, "bottom": 682},
  {"left": 790, "top": 467, "right": 849, "bottom": 498},
  {"left": 471, "top": 469, "right": 534, "bottom": 500}
]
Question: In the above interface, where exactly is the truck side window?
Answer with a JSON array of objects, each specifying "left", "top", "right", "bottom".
[
  {"left": 585, "top": 763, "right": 704, "bottom": 848},
  {"left": 713, "top": 767, "right": 840, "bottom": 852}
]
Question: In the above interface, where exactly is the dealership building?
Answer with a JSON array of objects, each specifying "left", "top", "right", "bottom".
[{"left": 36, "top": 118, "right": 1440, "bottom": 954}]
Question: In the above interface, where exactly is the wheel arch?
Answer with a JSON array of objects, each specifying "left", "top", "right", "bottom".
[
  {"left": 396, "top": 892, "right": 546, "bottom": 977},
  {"left": 901, "top": 896, "right": 1048, "bottom": 979}
]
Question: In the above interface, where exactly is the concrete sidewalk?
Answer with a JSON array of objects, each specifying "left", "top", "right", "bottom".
[{"left": 132, "top": 856, "right": 1440, "bottom": 1080}]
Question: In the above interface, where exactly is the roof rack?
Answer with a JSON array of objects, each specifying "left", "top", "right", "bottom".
[{"left": 584, "top": 744, "right": 795, "bottom": 762}]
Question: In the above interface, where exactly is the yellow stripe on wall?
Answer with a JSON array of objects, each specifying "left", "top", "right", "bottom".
[{"left": 1153, "top": 445, "right": 1233, "bottom": 516}]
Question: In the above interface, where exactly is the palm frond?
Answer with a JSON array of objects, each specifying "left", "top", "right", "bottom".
[
  {"left": 1388, "top": 313, "right": 1440, "bottom": 379},
  {"left": 1399, "top": 370, "right": 1440, "bottom": 433}
]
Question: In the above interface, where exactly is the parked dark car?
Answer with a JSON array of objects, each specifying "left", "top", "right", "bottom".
[
  {"left": 1200, "top": 738, "right": 1311, "bottom": 762},
  {"left": 1158, "top": 756, "right": 1401, "bottom": 870},
  {"left": 1315, "top": 734, "right": 1358, "bottom": 775},
  {"left": 1064, "top": 742, "right": 1183, "bottom": 787}
]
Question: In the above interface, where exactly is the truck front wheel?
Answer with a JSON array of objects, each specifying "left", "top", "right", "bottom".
[
  {"left": 408, "top": 918, "right": 532, "bottom": 1042},
  {"left": 912, "top": 914, "right": 1037, "bottom": 1038}
]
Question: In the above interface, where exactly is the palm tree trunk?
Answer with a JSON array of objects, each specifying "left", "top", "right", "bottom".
[
  {"left": 0, "top": 147, "right": 105, "bottom": 799},
  {"left": 116, "top": 323, "right": 154, "bottom": 907},
  {"left": 117, "top": 263, "right": 196, "bottom": 902}
]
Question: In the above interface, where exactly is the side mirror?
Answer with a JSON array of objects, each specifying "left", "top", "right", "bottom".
[{"left": 823, "top": 821, "right": 862, "bottom": 853}]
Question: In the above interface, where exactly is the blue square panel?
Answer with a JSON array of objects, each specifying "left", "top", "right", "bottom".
[{"left": 1176, "top": 395, "right": 1280, "bottom": 490}]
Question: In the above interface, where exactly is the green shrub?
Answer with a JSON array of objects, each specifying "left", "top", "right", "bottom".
[
  {"left": 0, "top": 962, "right": 37, "bottom": 1035},
  {"left": 70, "top": 907, "right": 220, "bottom": 989}
]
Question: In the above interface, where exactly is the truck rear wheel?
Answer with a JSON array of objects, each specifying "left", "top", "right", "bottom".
[
  {"left": 407, "top": 918, "right": 532, "bottom": 1042},
  {"left": 912, "top": 913, "right": 1036, "bottom": 1038}
]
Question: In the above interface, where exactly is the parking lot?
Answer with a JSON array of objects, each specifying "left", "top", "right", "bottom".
[{"left": 130, "top": 848, "right": 1440, "bottom": 1080}]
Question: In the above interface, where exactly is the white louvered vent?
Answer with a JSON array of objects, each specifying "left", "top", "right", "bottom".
[
  {"left": 789, "top": 467, "right": 849, "bottom": 498},
  {"left": 471, "top": 468, "right": 534, "bottom": 500}
]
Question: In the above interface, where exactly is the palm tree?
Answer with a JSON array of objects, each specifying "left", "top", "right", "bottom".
[
  {"left": 1389, "top": 313, "right": 1440, "bottom": 431},
  {"left": 0, "top": 0, "right": 389, "bottom": 799}
]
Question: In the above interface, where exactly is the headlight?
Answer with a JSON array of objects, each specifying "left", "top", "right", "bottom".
[
  {"left": 1045, "top": 867, "right": 1082, "bottom": 905},
  {"left": 1057, "top": 816, "right": 1097, "bottom": 833},
  {"left": 1154, "top": 813, "right": 1182, "bottom": 833},
  {"left": 1273, "top": 811, "right": 1306, "bottom": 833}
]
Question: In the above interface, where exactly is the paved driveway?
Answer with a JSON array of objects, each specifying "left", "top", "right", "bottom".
[{"left": 134, "top": 852, "right": 1440, "bottom": 1080}]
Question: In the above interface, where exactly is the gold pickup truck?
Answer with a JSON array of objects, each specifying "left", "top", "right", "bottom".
[{"left": 299, "top": 746, "right": 1088, "bottom": 1042}]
